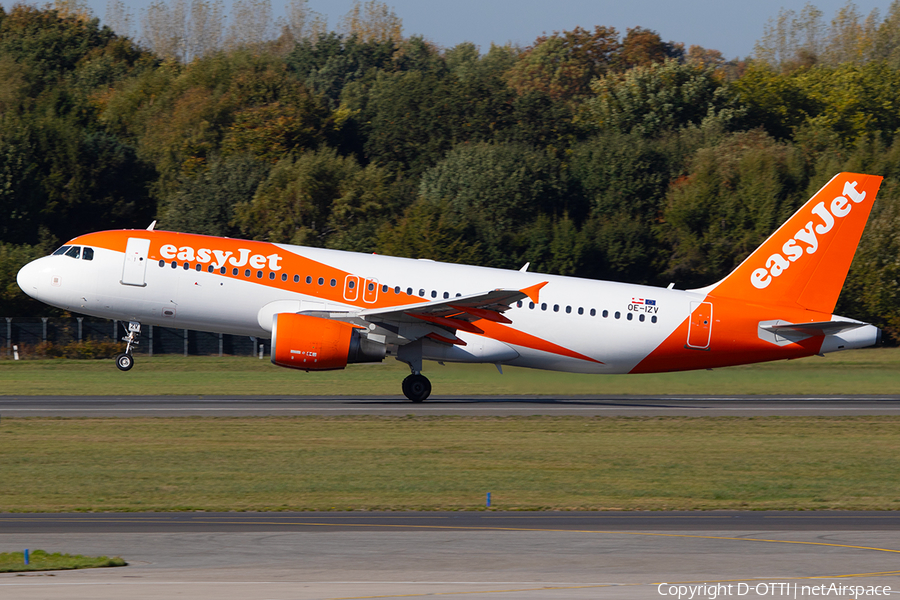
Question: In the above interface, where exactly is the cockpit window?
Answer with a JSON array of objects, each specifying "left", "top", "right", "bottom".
[
  {"left": 64, "top": 246, "right": 81, "bottom": 259},
  {"left": 82, "top": 247, "right": 94, "bottom": 260},
  {"left": 52, "top": 245, "right": 71, "bottom": 256}
]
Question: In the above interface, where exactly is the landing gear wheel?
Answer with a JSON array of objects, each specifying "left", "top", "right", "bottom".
[
  {"left": 402, "top": 374, "right": 431, "bottom": 403},
  {"left": 115, "top": 352, "right": 134, "bottom": 372}
]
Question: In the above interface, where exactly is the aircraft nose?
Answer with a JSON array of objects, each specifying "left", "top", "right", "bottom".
[{"left": 17, "top": 259, "right": 44, "bottom": 299}]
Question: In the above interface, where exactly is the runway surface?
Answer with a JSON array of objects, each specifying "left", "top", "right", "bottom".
[
  {"left": 2, "top": 512, "right": 900, "bottom": 599},
  {"left": 2, "top": 394, "right": 900, "bottom": 416},
  {"left": 3, "top": 511, "right": 900, "bottom": 533}
]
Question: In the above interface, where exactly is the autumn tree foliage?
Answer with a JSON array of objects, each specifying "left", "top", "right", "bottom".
[{"left": 4, "top": 2, "right": 900, "bottom": 340}]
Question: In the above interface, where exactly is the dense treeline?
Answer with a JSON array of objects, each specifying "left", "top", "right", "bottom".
[{"left": 2, "top": 1, "right": 900, "bottom": 342}]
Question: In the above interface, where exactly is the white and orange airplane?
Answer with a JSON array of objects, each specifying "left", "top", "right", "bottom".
[{"left": 16, "top": 172, "right": 883, "bottom": 401}]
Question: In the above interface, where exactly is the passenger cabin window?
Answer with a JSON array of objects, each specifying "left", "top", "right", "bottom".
[
  {"left": 82, "top": 247, "right": 94, "bottom": 260},
  {"left": 64, "top": 246, "right": 81, "bottom": 259}
]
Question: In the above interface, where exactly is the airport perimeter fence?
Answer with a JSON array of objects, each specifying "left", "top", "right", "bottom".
[{"left": 1, "top": 317, "right": 271, "bottom": 358}]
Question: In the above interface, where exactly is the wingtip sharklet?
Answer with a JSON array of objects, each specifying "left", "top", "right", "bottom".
[{"left": 521, "top": 281, "right": 549, "bottom": 304}]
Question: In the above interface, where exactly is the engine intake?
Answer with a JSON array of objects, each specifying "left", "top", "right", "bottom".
[{"left": 271, "top": 313, "right": 385, "bottom": 371}]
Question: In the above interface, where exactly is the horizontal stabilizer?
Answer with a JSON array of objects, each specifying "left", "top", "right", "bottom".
[{"left": 761, "top": 320, "right": 866, "bottom": 337}]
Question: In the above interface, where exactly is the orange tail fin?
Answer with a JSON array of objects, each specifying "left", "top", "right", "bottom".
[{"left": 705, "top": 172, "right": 883, "bottom": 313}]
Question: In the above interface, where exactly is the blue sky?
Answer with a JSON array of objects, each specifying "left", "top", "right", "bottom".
[{"left": 60, "top": 0, "right": 896, "bottom": 59}]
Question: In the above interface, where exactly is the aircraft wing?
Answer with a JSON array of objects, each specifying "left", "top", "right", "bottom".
[
  {"left": 359, "top": 281, "right": 547, "bottom": 325},
  {"left": 339, "top": 281, "right": 548, "bottom": 346},
  {"left": 761, "top": 320, "right": 866, "bottom": 337}
]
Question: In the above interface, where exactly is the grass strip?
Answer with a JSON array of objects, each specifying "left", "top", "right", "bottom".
[
  {"left": 0, "top": 550, "right": 126, "bottom": 573},
  {"left": 0, "top": 348, "right": 899, "bottom": 396},
  {"left": 2, "top": 416, "right": 900, "bottom": 511}
]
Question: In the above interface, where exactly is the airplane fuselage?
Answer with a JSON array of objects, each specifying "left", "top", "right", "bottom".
[{"left": 17, "top": 228, "right": 879, "bottom": 377}]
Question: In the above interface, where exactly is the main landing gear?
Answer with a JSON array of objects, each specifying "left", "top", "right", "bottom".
[
  {"left": 114, "top": 321, "right": 141, "bottom": 372},
  {"left": 398, "top": 340, "right": 431, "bottom": 402},
  {"left": 402, "top": 373, "right": 432, "bottom": 403}
]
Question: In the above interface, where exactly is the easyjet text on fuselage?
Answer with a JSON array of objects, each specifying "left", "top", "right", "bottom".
[{"left": 159, "top": 244, "right": 283, "bottom": 271}]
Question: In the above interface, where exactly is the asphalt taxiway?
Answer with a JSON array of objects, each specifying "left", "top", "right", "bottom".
[
  {"left": 2, "top": 512, "right": 899, "bottom": 599},
  {"left": 2, "top": 394, "right": 900, "bottom": 416}
]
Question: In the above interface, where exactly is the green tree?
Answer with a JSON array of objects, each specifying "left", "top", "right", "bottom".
[
  {"left": 233, "top": 146, "right": 394, "bottom": 251},
  {"left": 585, "top": 59, "right": 745, "bottom": 137},
  {"left": 617, "top": 27, "right": 682, "bottom": 70},
  {"left": 161, "top": 153, "right": 270, "bottom": 236},
  {"left": 417, "top": 142, "right": 574, "bottom": 268},
  {"left": 376, "top": 199, "right": 484, "bottom": 265},
  {"left": 505, "top": 25, "right": 620, "bottom": 102},
  {"left": 730, "top": 64, "right": 820, "bottom": 141},
  {"left": 0, "top": 240, "right": 60, "bottom": 316},
  {"left": 661, "top": 130, "right": 810, "bottom": 288},
  {"left": 286, "top": 32, "right": 399, "bottom": 106}
]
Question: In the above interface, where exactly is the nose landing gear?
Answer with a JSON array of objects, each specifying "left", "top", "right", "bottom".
[
  {"left": 115, "top": 352, "right": 134, "bottom": 371},
  {"left": 114, "top": 321, "right": 141, "bottom": 372}
]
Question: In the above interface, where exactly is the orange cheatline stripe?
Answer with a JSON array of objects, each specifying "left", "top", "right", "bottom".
[{"left": 477, "top": 320, "right": 603, "bottom": 364}]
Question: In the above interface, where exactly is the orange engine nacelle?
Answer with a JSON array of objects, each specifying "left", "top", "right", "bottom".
[{"left": 271, "top": 313, "right": 385, "bottom": 371}]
